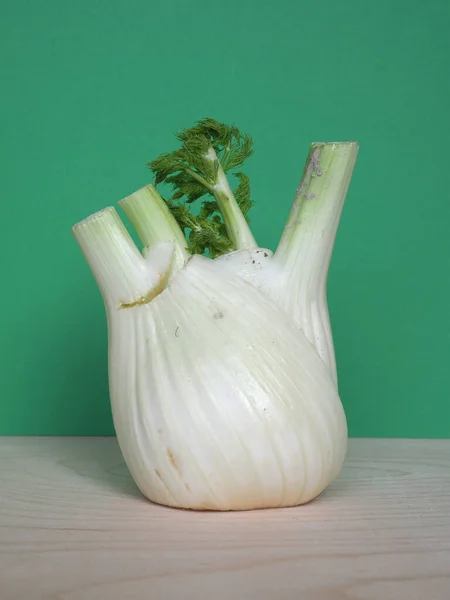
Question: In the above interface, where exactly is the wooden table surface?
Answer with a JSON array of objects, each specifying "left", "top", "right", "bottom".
[{"left": 0, "top": 438, "right": 449, "bottom": 599}]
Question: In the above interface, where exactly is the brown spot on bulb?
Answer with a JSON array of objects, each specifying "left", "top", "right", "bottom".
[{"left": 167, "top": 448, "right": 180, "bottom": 473}]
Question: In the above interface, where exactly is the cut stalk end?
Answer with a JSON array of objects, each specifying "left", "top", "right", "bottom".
[
  {"left": 118, "top": 184, "right": 189, "bottom": 271},
  {"left": 277, "top": 141, "right": 358, "bottom": 257},
  {"left": 72, "top": 207, "right": 152, "bottom": 308},
  {"left": 273, "top": 141, "right": 359, "bottom": 385}
]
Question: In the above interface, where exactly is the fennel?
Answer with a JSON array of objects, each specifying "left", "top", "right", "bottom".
[{"left": 73, "top": 119, "right": 358, "bottom": 510}]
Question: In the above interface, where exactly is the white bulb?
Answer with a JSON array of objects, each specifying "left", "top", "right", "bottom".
[
  {"left": 108, "top": 254, "right": 347, "bottom": 510},
  {"left": 73, "top": 137, "right": 358, "bottom": 511}
]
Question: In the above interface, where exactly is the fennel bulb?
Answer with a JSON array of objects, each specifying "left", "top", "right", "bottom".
[{"left": 73, "top": 120, "right": 358, "bottom": 511}]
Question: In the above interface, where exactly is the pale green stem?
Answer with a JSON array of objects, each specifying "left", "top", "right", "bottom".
[
  {"left": 118, "top": 184, "right": 189, "bottom": 272},
  {"left": 72, "top": 207, "right": 151, "bottom": 308},
  {"left": 274, "top": 142, "right": 358, "bottom": 385},
  {"left": 207, "top": 149, "right": 257, "bottom": 251}
]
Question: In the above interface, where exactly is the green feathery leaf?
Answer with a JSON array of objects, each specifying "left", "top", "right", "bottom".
[
  {"left": 147, "top": 118, "right": 255, "bottom": 258},
  {"left": 233, "top": 172, "right": 252, "bottom": 220}
]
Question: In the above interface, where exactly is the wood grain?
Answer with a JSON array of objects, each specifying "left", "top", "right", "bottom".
[{"left": 0, "top": 438, "right": 449, "bottom": 599}]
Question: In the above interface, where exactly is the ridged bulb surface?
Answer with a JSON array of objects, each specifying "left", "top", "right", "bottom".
[{"left": 108, "top": 254, "right": 347, "bottom": 511}]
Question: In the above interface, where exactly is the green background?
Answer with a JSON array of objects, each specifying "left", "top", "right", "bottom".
[{"left": 1, "top": 0, "right": 449, "bottom": 437}]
